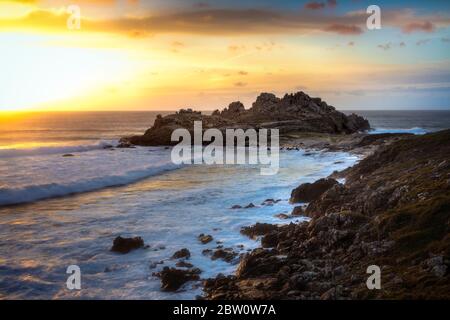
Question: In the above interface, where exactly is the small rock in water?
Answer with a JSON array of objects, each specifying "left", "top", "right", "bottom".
[
  {"left": 116, "top": 142, "right": 135, "bottom": 148},
  {"left": 202, "top": 249, "right": 213, "bottom": 256},
  {"left": 111, "top": 236, "right": 144, "bottom": 254},
  {"left": 198, "top": 234, "right": 213, "bottom": 244},
  {"left": 274, "top": 213, "right": 290, "bottom": 219},
  {"left": 172, "top": 248, "right": 191, "bottom": 259},
  {"left": 211, "top": 248, "right": 238, "bottom": 263},
  {"left": 175, "top": 260, "right": 194, "bottom": 268},
  {"left": 154, "top": 267, "right": 201, "bottom": 292},
  {"left": 231, "top": 205, "right": 242, "bottom": 209},
  {"left": 244, "top": 203, "right": 256, "bottom": 209},
  {"left": 62, "top": 154, "right": 74, "bottom": 157}
]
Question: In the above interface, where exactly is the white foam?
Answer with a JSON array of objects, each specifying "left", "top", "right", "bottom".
[
  {"left": 0, "top": 140, "right": 115, "bottom": 158},
  {"left": 0, "top": 162, "right": 179, "bottom": 206}
]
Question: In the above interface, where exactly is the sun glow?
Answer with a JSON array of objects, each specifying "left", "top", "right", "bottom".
[{"left": 0, "top": 33, "right": 138, "bottom": 112}]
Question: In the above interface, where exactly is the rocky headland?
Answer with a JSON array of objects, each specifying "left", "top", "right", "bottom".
[
  {"left": 121, "top": 91, "right": 370, "bottom": 146},
  {"left": 116, "top": 91, "right": 448, "bottom": 299},
  {"left": 203, "top": 130, "right": 450, "bottom": 299}
]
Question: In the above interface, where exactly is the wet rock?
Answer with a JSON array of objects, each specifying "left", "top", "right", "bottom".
[
  {"left": 261, "top": 232, "right": 279, "bottom": 248},
  {"left": 211, "top": 248, "right": 238, "bottom": 263},
  {"left": 176, "top": 261, "right": 194, "bottom": 268},
  {"left": 244, "top": 203, "right": 256, "bottom": 209},
  {"left": 291, "top": 206, "right": 305, "bottom": 216},
  {"left": 274, "top": 213, "right": 290, "bottom": 219},
  {"left": 62, "top": 154, "right": 74, "bottom": 157},
  {"left": 432, "top": 265, "right": 447, "bottom": 278},
  {"left": 116, "top": 141, "right": 135, "bottom": 148},
  {"left": 154, "top": 267, "right": 201, "bottom": 291},
  {"left": 198, "top": 234, "right": 213, "bottom": 244},
  {"left": 111, "top": 236, "right": 144, "bottom": 254},
  {"left": 240, "top": 223, "right": 278, "bottom": 239},
  {"left": 290, "top": 178, "right": 339, "bottom": 203},
  {"left": 172, "top": 248, "right": 191, "bottom": 259},
  {"left": 202, "top": 249, "right": 213, "bottom": 256},
  {"left": 231, "top": 205, "right": 242, "bottom": 209}
]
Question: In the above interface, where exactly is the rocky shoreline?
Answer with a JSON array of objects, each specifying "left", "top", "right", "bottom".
[
  {"left": 116, "top": 91, "right": 448, "bottom": 299},
  {"left": 203, "top": 130, "right": 450, "bottom": 299}
]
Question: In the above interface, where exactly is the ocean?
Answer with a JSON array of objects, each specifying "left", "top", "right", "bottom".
[{"left": 0, "top": 110, "right": 449, "bottom": 299}]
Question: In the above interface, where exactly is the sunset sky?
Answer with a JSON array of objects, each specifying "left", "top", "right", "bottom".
[{"left": 1, "top": 0, "right": 450, "bottom": 111}]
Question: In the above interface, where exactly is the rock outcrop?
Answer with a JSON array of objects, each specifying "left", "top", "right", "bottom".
[
  {"left": 111, "top": 236, "right": 144, "bottom": 254},
  {"left": 123, "top": 91, "right": 370, "bottom": 146},
  {"left": 203, "top": 130, "right": 450, "bottom": 299},
  {"left": 290, "top": 178, "right": 339, "bottom": 203}
]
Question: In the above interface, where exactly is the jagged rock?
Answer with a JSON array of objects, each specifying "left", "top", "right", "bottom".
[
  {"left": 240, "top": 223, "right": 278, "bottom": 239},
  {"left": 111, "top": 236, "right": 144, "bottom": 254},
  {"left": 172, "top": 248, "right": 191, "bottom": 259},
  {"left": 122, "top": 91, "right": 370, "bottom": 146},
  {"left": 290, "top": 178, "right": 339, "bottom": 203},
  {"left": 198, "top": 234, "right": 213, "bottom": 244},
  {"left": 274, "top": 213, "right": 290, "bottom": 219},
  {"left": 291, "top": 206, "right": 305, "bottom": 216},
  {"left": 176, "top": 261, "right": 194, "bottom": 268},
  {"left": 154, "top": 267, "right": 201, "bottom": 291},
  {"left": 204, "top": 130, "right": 450, "bottom": 300},
  {"left": 211, "top": 248, "right": 238, "bottom": 263}
]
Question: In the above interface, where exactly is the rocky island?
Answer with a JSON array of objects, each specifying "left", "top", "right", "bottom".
[{"left": 122, "top": 91, "right": 370, "bottom": 146}]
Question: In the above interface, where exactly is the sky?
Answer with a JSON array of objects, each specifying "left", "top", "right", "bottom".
[{"left": 0, "top": 0, "right": 450, "bottom": 111}]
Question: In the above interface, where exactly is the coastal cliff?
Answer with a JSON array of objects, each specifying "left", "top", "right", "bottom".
[
  {"left": 203, "top": 130, "right": 450, "bottom": 299},
  {"left": 123, "top": 91, "right": 370, "bottom": 146}
]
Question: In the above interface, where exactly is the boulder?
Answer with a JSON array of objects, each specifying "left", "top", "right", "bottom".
[
  {"left": 155, "top": 267, "right": 201, "bottom": 291},
  {"left": 240, "top": 223, "right": 278, "bottom": 239},
  {"left": 172, "top": 248, "right": 191, "bottom": 259},
  {"left": 111, "top": 236, "right": 144, "bottom": 254},
  {"left": 198, "top": 234, "right": 213, "bottom": 244},
  {"left": 290, "top": 178, "right": 339, "bottom": 203}
]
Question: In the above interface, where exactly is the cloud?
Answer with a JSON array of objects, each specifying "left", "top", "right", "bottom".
[
  {"left": 237, "top": 71, "right": 248, "bottom": 76},
  {"left": 327, "top": 0, "right": 337, "bottom": 8},
  {"left": 304, "top": 2, "right": 325, "bottom": 10},
  {"left": 2, "top": 7, "right": 448, "bottom": 37},
  {"left": 323, "top": 24, "right": 362, "bottom": 35},
  {"left": 402, "top": 21, "right": 435, "bottom": 33},
  {"left": 234, "top": 82, "right": 247, "bottom": 87}
]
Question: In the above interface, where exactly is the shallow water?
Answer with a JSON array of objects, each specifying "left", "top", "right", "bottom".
[{"left": 0, "top": 147, "right": 358, "bottom": 299}]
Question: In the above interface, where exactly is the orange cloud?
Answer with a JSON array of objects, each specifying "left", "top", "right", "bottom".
[
  {"left": 305, "top": 2, "right": 325, "bottom": 10},
  {"left": 324, "top": 24, "right": 363, "bottom": 35},
  {"left": 402, "top": 21, "right": 435, "bottom": 33}
]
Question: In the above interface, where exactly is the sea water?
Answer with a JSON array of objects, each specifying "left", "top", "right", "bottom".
[{"left": 0, "top": 110, "right": 448, "bottom": 299}]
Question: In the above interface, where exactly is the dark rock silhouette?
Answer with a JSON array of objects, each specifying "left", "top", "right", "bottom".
[
  {"left": 122, "top": 91, "right": 370, "bottom": 146},
  {"left": 111, "top": 236, "right": 144, "bottom": 254}
]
